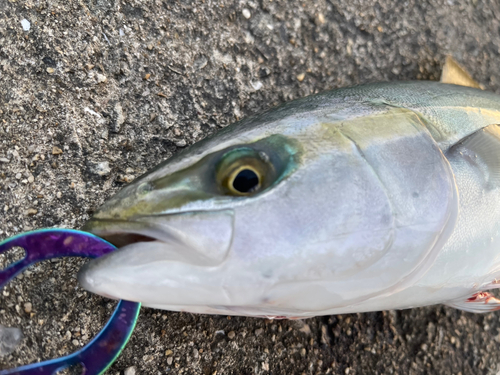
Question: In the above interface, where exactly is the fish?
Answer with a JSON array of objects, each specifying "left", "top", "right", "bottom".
[{"left": 78, "top": 57, "right": 500, "bottom": 318}]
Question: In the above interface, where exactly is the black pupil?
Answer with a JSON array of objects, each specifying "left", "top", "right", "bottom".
[{"left": 232, "top": 169, "right": 259, "bottom": 193}]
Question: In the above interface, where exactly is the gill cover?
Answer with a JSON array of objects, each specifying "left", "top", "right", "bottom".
[{"left": 262, "top": 109, "right": 458, "bottom": 311}]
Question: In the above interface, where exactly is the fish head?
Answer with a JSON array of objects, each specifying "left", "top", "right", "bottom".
[
  {"left": 79, "top": 120, "right": 310, "bottom": 313},
  {"left": 78, "top": 101, "right": 400, "bottom": 317}
]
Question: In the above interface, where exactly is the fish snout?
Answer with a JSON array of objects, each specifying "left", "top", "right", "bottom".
[{"left": 78, "top": 209, "right": 235, "bottom": 302}]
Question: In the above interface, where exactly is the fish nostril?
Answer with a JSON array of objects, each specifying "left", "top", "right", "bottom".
[{"left": 136, "top": 182, "right": 153, "bottom": 196}]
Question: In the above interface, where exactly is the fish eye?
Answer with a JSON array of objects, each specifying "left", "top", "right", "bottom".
[
  {"left": 229, "top": 166, "right": 261, "bottom": 194},
  {"left": 216, "top": 149, "right": 274, "bottom": 196}
]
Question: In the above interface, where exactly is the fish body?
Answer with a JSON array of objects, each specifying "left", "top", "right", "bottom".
[{"left": 79, "top": 81, "right": 500, "bottom": 318}]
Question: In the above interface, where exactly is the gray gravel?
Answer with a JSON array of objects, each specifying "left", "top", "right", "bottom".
[{"left": 2, "top": 0, "right": 500, "bottom": 374}]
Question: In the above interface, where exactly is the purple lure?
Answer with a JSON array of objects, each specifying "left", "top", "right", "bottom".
[{"left": 0, "top": 229, "right": 141, "bottom": 375}]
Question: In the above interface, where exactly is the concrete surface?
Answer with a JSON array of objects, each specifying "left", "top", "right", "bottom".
[{"left": 2, "top": 0, "right": 500, "bottom": 374}]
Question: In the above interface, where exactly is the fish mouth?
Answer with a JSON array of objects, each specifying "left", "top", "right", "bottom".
[
  {"left": 78, "top": 210, "right": 235, "bottom": 300},
  {"left": 82, "top": 209, "right": 235, "bottom": 264},
  {"left": 82, "top": 218, "right": 174, "bottom": 249},
  {"left": 103, "top": 232, "right": 155, "bottom": 248}
]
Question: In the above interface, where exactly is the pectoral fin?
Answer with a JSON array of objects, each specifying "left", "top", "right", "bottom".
[
  {"left": 447, "top": 124, "right": 500, "bottom": 187},
  {"left": 440, "top": 56, "right": 483, "bottom": 89},
  {"left": 446, "top": 292, "right": 500, "bottom": 313}
]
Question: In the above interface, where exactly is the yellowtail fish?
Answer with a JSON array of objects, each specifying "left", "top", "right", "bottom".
[{"left": 78, "top": 58, "right": 500, "bottom": 318}]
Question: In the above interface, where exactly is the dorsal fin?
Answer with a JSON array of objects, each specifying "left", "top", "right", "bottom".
[
  {"left": 448, "top": 124, "right": 500, "bottom": 186},
  {"left": 440, "top": 56, "right": 483, "bottom": 89}
]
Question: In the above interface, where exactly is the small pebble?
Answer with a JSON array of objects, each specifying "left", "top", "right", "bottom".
[
  {"left": 72, "top": 339, "right": 79, "bottom": 346},
  {"left": 89, "top": 161, "right": 111, "bottom": 177},
  {"left": 165, "top": 349, "right": 173, "bottom": 356},
  {"left": 52, "top": 146, "right": 63, "bottom": 155},
  {"left": 166, "top": 357, "right": 173, "bottom": 365},
  {"left": 242, "top": 8, "right": 251, "bottom": 19},
  {"left": 56, "top": 192, "right": 62, "bottom": 199},
  {"left": 24, "top": 302, "right": 32, "bottom": 313},
  {"left": 15, "top": 173, "right": 21, "bottom": 180},
  {"left": 46, "top": 67, "right": 55, "bottom": 74},
  {"left": 193, "top": 56, "right": 208, "bottom": 71},
  {"left": 144, "top": 73, "right": 151, "bottom": 80},
  {"left": 228, "top": 331, "right": 236, "bottom": 339},
  {"left": 299, "top": 324, "right": 311, "bottom": 334},
  {"left": 27, "top": 208, "right": 37, "bottom": 216},
  {"left": 296, "top": 73, "right": 306, "bottom": 82},
  {"left": 255, "top": 328, "right": 264, "bottom": 336},
  {"left": 28, "top": 175, "right": 34, "bottom": 183},
  {"left": 316, "top": 13, "right": 326, "bottom": 25},
  {"left": 0, "top": 325, "right": 22, "bottom": 355},
  {"left": 118, "top": 174, "right": 135, "bottom": 183},
  {"left": 101, "top": 128, "right": 109, "bottom": 140},
  {"left": 84, "top": 107, "right": 101, "bottom": 118},
  {"left": 96, "top": 73, "right": 107, "bottom": 83},
  {"left": 21, "top": 19, "right": 30, "bottom": 31},
  {"left": 124, "top": 366, "right": 136, "bottom": 375},
  {"left": 175, "top": 139, "right": 187, "bottom": 147},
  {"left": 251, "top": 81, "right": 263, "bottom": 90}
]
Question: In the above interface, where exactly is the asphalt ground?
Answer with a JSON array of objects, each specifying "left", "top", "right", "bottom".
[{"left": 2, "top": 0, "right": 500, "bottom": 374}]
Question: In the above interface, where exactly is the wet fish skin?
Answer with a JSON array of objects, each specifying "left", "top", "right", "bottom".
[{"left": 79, "top": 81, "right": 500, "bottom": 318}]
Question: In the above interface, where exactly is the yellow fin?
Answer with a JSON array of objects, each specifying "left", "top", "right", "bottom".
[{"left": 440, "top": 56, "right": 483, "bottom": 89}]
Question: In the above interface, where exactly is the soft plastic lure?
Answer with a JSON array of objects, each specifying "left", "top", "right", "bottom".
[{"left": 0, "top": 229, "right": 140, "bottom": 375}]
